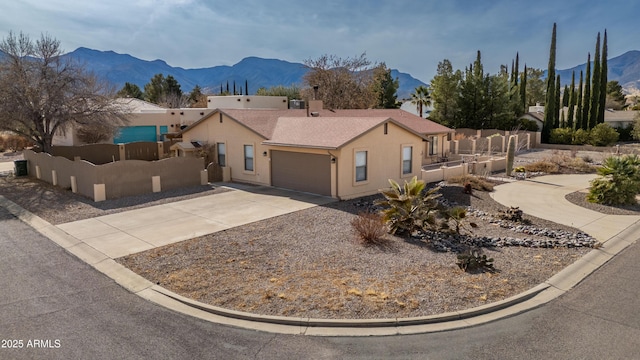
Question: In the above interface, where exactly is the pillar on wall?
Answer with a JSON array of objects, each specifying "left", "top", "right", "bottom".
[
  {"left": 35, "top": 165, "right": 41, "bottom": 179},
  {"left": 118, "top": 144, "right": 125, "bottom": 161},
  {"left": 157, "top": 142, "right": 164, "bottom": 159},
  {"left": 70, "top": 176, "right": 77, "bottom": 193},
  {"left": 52, "top": 170, "right": 58, "bottom": 186},
  {"left": 94, "top": 184, "right": 106, "bottom": 202},
  {"left": 471, "top": 139, "right": 476, "bottom": 154},
  {"left": 152, "top": 176, "right": 161, "bottom": 193},
  {"left": 453, "top": 140, "right": 459, "bottom": 155},
  {"left": 487, "top": 137, "right": 493, "bottom": 156},
  {"left": 526, "top": 133, "right": 531, "bottom": 150},
  {"left": 200, "top": 170, "right": 208, "bottom": 185}
]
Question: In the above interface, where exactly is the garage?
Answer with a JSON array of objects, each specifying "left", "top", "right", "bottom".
[{"left": 270, "top": 150, "right": 331, "bottom": 196}]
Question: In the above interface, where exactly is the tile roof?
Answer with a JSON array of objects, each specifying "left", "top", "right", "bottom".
[
  {"left": 264, "top": 117, "right": 392, "bottom": 149},
  {"left": 183, "top": 107, "right": 452, "bottom": 148}
]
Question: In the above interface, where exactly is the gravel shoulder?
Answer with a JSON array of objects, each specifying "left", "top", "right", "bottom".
[{"left": 1, "top": 148, "right": 637, "bottom": 320}]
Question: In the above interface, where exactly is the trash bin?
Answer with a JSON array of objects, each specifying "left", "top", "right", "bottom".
[{"left": 14, "top": 160, "right": 28, "bottom": 176}]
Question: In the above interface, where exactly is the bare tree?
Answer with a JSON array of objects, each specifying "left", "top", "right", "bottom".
[
  {"left": 302, "top": 53, "right": 377, "bottom": 109},
  {"left": 0, "top": 31, "right": 129, "bottom": 153}
]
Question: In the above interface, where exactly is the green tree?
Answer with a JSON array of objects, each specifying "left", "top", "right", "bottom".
[
  {"left": 543, "top": 23, "right": 557, "bottom": 143},
  {"left": 576, "top": 71, "right": 584, "bottom": 129},
  {"left": 410, "top": 85, "right": 431, "bottom": 117},
  {"left": 525, "top": 67, "right": 545, "bottom": 106},
  {"left": 606, "top": 81, "right": 626, "bottom": 110},
  {"left": 457, "top": 51, "right": 488, "bottom": 129},
  {"left": 188, "top": 85, "right": 207, "bottom": 108},
  {"left": 589, "top": 123, "right": 619, "bottom": 146},
  {"left": 143, "top": 73, "right": 183, "bottom": 108},
  {"left": 520, "top": 64, "right": 528, "bottom": 113},
  {"left": 598, "top": 30, "right": 608, "bottom": 123},
  {"left": 554, "top": 74, "right": 561, "bottom": 129},
  {"left": 255, "top": 84, "right": 302, "bottom": 101},
  {"left": 371, "top": 63, "right": 400, "bottom": 109},
  {"left": 117, "top": 82, "right": 143, "bottom": 99},
  {"left": 0, "top": 31, "right": 128, "bottom": 153},
  {"left": 589, "top": 32, "right": 601, "bottom": 129},
  {"left": 485, "top": 71, "right": 514, "bottom": 129},
  {"left": 567, "top": 71, "right": 576, "bottom": 128},
  {"left": 582, "top": 53, "right": 592, "bottom": 130},
  {"left": 429, "top": 59, "right": 460, "bottom": 126}
]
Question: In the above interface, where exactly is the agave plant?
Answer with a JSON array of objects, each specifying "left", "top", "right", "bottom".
[
  {"left": 375, "top": 176, "right": 443, "bottom": 236},
  {"left": 587, "top": 154, "right": 640, "bottom": 205}
]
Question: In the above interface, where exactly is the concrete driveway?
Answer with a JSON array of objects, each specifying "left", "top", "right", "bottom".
[{"left": 55, "top": 183, "right": 336, "bottom": 259}]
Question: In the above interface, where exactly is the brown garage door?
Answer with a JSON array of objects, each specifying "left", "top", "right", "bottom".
[{"left": 271, "top": 151, "right": 331, "bottom": 196}]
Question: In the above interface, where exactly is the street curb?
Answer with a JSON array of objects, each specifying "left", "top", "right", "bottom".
[{"left": 1, "top": 194, "right": 638, "bottom": 336}]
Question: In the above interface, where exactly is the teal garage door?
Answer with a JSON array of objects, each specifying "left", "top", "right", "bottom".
[{"left": 113, "top": 126, "right": 157, "bottom": 143}]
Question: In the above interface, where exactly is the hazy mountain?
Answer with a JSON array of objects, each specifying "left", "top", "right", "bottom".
[
  {"left": 556, "top": 50, "right": 640, "bottom": 92},
  {"left": 62, "top": 48, "right": 426, "bottom": 99}
]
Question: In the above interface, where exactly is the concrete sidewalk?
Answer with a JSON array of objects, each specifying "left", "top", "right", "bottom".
[
  {"left": 56, "top": 183, "right": 335, "bottom": 258},
  {"left": 490, "top": 174, "right": 640, "bottom": 243}
]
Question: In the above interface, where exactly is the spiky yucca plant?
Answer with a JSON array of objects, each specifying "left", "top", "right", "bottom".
[
  {"left": 376, "top": 176, "right": 443, "bottom": 235},
  {"left": 588, "top": 154, "right": 640, "bottom": 205}
]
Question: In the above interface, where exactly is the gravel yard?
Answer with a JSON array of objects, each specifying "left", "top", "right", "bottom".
[{"left": 1, "top": 148, "right": 637, "bottom": 320}]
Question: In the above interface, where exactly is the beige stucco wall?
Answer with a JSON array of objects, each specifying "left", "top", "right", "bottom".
[
  {"left": 335, "top": 122, "right": 425, "bottom": 200},
  {"left": 181, "top": 112, "right": 271, "bottom": 186},
  {"left": 207, "top": 95, "right": 288, "bottom": 109}
]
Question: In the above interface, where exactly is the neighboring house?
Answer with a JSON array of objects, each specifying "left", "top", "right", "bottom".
[
  {"left": 52, "top": 98, "right": 215, "bottom": 146},
  {"left": 176, "top": 100, "right": 453, "bottom": 199}
]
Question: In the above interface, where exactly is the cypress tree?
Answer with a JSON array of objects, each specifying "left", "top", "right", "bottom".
[
  {"left": 582, "top": 53, "right": 591, "bottom": 129},
  {"left": 520, "top": 64, "right": 527, "bottom": 114},
  {"left": 576, "top": 70, "right": 584, "bottom": 129},
  {"left": 562, "top": 85, "right": 570, "bottom": 107},
  {"left": 543, "top": 23, "right": 557, "bottom": 142},
  {"left": 598, "top": 30, "right": 608, "bottom": 123},
  {"left": 245, "top": 79, "right": 249, "bottom": 95},
  {"left": 554, "top": 74, "right": 561, "bottom": 129},
  {"left": 567, "top": 71, "right": 576, "bottom": 128},
  {"left": 589, "top": 32, "right": 601, "bottom": 129}
]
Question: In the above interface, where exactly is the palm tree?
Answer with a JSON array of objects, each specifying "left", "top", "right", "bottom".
[{"left": 410, "top": 85, "right": 431, "bottom": 118}]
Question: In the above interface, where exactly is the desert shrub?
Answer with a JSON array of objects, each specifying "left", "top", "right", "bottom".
[
  {"left": 516, "top": 118, "right": 540, "bottom": 132},
  {"left": 376, "top": 176, "right": 443, "bottom": 236},
  {"left": 351, "top": 212, "right": 387, "bottom": 245},
  {"left": 572, "top": 128, "right": 590, "bottom": 145},
  {"left": 587, "top": 154, "right": 640, "bottom": 205},
  {"left": 456, "top": 248, "right": 495, "bottom": 273},
  {"left": 564, "top": 157, "right": 597, "bottom": 173},
  {"left": 447, "top": 175, "right": 494, "bottom": 192},
  {"left": 589, "top": 123, "right": 619, "bottom": 146},
  {"left": 549, "top": 127, "right": 574, "bottom": 144},
  {"left": 440, "top": 206, "right": 477, "bottom": 235},
  {"left": 616, "top": 124, "right": 634, "bottom": 142},
  {"left": 523, "top": 160, "right": 560, "bottom": 173}
]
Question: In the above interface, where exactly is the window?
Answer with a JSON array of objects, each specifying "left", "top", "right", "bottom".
[
  {"left": 429, "top": 135, "right": 438, "bottom": 155},
  {"left": 402, "top": 146, "right": 412, "bottom": 174},
  {"left": 217, "top": 143, "right": 226, "bottom": 167},
  {"left": 355, "top": 151, "right": 367, "bottom": 182},
  {"left": 244, "top": 144, "right": 254, "bottom": 171}
]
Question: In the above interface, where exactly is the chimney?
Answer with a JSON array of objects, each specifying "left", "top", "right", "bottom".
[{"left": 309, "top": 85, "right": 323, "bottom": 113}]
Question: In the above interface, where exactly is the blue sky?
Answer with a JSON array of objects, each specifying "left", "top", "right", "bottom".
[{"left": 1, "top": 0, "right": 638, "bottom": 83}]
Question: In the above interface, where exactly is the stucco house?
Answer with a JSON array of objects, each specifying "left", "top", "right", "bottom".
[
  {"left": 177, "top": 100, "right": 453, "bottom": 199},
  {"left": 52, "top": 98, "right": 215, "bottom": 146}
]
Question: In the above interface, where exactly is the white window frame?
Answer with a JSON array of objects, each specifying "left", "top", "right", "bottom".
[
  {"left": 402, "top": 145, "right": 412, "bottom": 175},
  {"left": 355, "top": 150, "right": 368, "bottom": 183},
  {"left": 244, "top": 144, "right": 254, "bottom": 172}
]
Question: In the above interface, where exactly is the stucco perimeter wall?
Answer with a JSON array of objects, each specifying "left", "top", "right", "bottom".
[
  {"left": 420, "top": 156, "right": 506, "bottom": 184},
  {"left": 23, "top": 150, "right": 203, "bottom": 201},
  {"left": 52, "top": 144, "right": 120, "bottom": 164}
]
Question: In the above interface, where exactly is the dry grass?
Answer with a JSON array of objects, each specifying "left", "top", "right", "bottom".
[
  {"left": 351, "top": 212, "right": 387, "bottom": 245},
  {"left": 446, "top": 174, "right": 495, "bottom": 191}
]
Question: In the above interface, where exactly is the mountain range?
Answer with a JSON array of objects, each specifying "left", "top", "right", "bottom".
[
  {"left": 4, "top": 47, "right": 640, "bottom": 97},
  {"left": 61, "top": 47, "right": 426, "bottom": 99}
]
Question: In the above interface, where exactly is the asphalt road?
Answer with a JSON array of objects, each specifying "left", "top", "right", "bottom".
[{"left": 1, "top": 206, "right": 639, "bottom": 359}]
